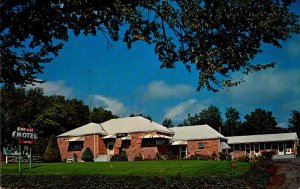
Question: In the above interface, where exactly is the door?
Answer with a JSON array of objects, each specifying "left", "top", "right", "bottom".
[
  {"left": 107, "top": 140, "right": 115, "bottom": 155},
  {"left": 254, "top": 143, "right": 260, "bottom": 156},
  {"left": 278, "top": 143, "right": 284, "bottom": 155},
  {"left": 180, "top": 145, "right": 187, "bottom": 159}
]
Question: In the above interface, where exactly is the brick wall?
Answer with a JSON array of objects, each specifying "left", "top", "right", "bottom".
[
  {"left": 57, "top": 135, "right": 106, "bottom": 161},
  {"left": 122, "top": 132, "right": 159, "bottom": 161},
  {"left": 187, "top": 139, "right": 220, "bottom": 157}
]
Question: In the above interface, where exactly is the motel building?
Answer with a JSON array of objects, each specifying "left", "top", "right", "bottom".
[
  {"left": 57, "top": 116, "right": 231, "bottom": 161},
  {"left": 57, "top": 116, "right": 174, "bottom": 161},
  {"left": 57, "top": 116, "right": 298, "bottom": 162},
  {"left": 170, "top": 125, "right": 230, "bottom": 159},
  {"left": 227, "top": 133, "right": 299, "bottom": 158}
]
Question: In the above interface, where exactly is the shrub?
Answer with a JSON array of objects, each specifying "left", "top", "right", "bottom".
[
  {"left": 261, "top": 150, "right": 274, "bottom": 161},
  {"left": 188, "top": 154, "right": 208, "bottom": 160},
  {"left": 133, "top": 153, "right": 144, "bottom": 161},
  {"left": 297, "top": 145, "right": 300, "bottom": 157},
  {"left": 110, "top": 151, "right": 128, "bottom": 161},
  {"left": 81, "top": 147, "right": 94, "bottom": 162},
  {"left": 43, "top": 135, "right": 61, "bottom": 162},
  {"left": 219, "top": 152, "right": 232, "bottom": 161},
  {"left": 236, "top": 155, "right": 250, "bottom": 162}
]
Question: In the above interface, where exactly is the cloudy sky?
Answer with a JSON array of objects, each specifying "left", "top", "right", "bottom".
[{"left": 31, "top": 3, "right": 300, "bottom": 127}]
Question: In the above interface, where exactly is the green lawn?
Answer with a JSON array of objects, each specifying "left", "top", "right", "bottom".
[{"left": 1, "top": 160, "right": 250, "bottom": 176}]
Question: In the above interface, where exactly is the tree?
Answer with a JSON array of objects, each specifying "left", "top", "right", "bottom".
[
  {"left": 288, "top": 110, "right": 300, "bottom": 137},
  {"left": 129, "top": 113, "right": 152, "bottom": 121},
  {"left": 162, "top": 118, "right": 174, "bottom": 128},
  {"left": 223, "top": 107, "right": 240, "bottom": 136},
  {"left": 241, "top": 108, "right": 280, "bottom": 135},
  {"left": 179, "top": 105, "right": 223, "bottom": 131},
  {"left": 81, "top": 147, "right": 94, "bottom": 162},
  {"left": 91, "top": 107, "right": 118, "bottom": 123},
  {"left": 1, "top": 1, "right": 299, "bottom": 91},
  {"left": 44, "top": 135, "right": 61, "bottom": 162}
]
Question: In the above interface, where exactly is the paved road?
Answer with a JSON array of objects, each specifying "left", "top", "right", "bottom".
[{"left": 268, "top": 158, "right": 300, "bottom": 189}]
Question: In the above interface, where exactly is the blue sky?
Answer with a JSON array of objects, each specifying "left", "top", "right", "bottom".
[{"left": 28, "top": 3, "right": 300, "bottom": 127}]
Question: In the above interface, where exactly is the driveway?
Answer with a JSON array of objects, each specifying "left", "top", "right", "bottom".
[{"left": 268, "top": 158, "right": 300, "bottom": 189}]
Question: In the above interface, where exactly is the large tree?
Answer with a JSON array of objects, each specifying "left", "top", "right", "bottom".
[
  {"left": 288, "top": 110, "right": 300, "bottom": 137},
  {"left": 240, "top": 108, "right": 281, "bottom": 135},
  {"left": 223, "top": 107, "right": 240, "bottom": 136},
  {"left": 91, "top": 107, "right": 118, "bottom": 123},
  {"left": 1, "top": 0, "right": 299, "bottom": 91},
  {"left": 180, "top": 105, "right": 222, "bottom": 131},
  {"left": 162, "top": 118, "right": 174, "bottom": 128}
]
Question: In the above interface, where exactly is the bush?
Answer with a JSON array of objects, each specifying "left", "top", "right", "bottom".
[
  {"left": 110, "top": 151, "right": 128, "bottom": 161},
  {"left": 43, "top": 135, "right": 61, "bottom": 162},
  {"left": 133, "top": 153, "right": 144, "bottom": 161},
  {"left": 235, "top": 155, "right": 250, "bottom": 162},
  {"left": 219, "top": 152, "right": 232, "bottom": 161},
  {"left": 81, "top": 147, "right": 94, "bottom": 162},
  {"left": 261, "top": 150, "right": 274, "bottom": 161}
]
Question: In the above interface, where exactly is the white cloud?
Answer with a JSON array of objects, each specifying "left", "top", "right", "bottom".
[
  {"left": 164, "top": 99, "right": 206, "bottom": 123},
  {"left": 92, "top": 95, "right": 127, "bottom": 116},
  {"left": 226, "top": 69, "right": 300, "bottom": 106},
  {"left": 143, "top": 80, "right": 193, "bottom": 99},
  {"left": 26, "top": 80, "right": 73, "bottom": 97}
]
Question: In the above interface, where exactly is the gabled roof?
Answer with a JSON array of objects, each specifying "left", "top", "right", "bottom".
[
  {"left": 101, "top": 116, "right": 174, "bottom": 135},
  {"left": 170, "top": 125, "right": 226, "bottom": 141},
  {"left": 58, "top": 122, "right": 106, "bottom": 137},
  {"left": 227, "top": 133, "right": 298, "bottom": 144}
]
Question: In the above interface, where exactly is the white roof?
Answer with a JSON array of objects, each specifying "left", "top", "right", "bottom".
[
  {"left": 227, "top": 133, "right": 298, "bottom": 144},
  {"left": 58, "top": 122, "right": 106, "bottom": 137},
  {"left": 170, "top": 125, "right": 226, "bottom": 141},
  {"left": 100, "top": 116, "right": 174, "bottom": 135}
]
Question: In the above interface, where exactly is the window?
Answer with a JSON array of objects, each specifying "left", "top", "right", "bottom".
[
  {"left": 245, "top": 144, "right": 251, "bottom": 153},
  {"left": 156, "top": 139, "right": 166, "bottom": 145},
  {"left": 121, "top": 140, "right": 131, "bottom": 148},
  {"left": 234, "top": 144, "right": 240, "bottom": 151},
  {"left": 198, "top": 143, "right": 205, "bottom": 149},
  {"left": 265, "top": 143, "right": 271, "bottom": 150},
  {"left": 240, "top": 144, "right": 245, "bottom": 151},
  {"left": 286, "top": 141, "right": 292, "bottom": 148},
  {"left": 68, "top": 141, "right": 84, "bottom": 151},
  {"left": 142, "top": 139, "right": 166, "bottom": 146},
  {"left": 254, "top": 144, "right": 259, "bottom": 153}
]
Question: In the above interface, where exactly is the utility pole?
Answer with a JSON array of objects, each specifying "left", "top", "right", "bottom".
[{"left": 88, "top": 70, "right": 92, "bottom": 123}]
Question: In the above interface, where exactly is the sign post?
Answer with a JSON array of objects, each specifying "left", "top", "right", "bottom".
[{"left": 12, "top": 127, "right": 38, "bottom": 172}]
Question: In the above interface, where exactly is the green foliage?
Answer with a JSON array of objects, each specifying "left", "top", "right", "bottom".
[
  {"left": 219, "top": 152, "right": 232, "bottom": 161},
  {"left": 43, "top": 135, "right": 61, "bottom": 162},
  {"left": 288, "top": 110, "right": 300, "bottom": 137},
  {"left": 180, "top": 105, "right": 222, "bottom": 131},
  {"left": 110, "top": 151, "right": 128, "bottom": 161},
  {"left": 1, "top": 0, "right": 299, "bottom": 91},
  {"left": 235, "top": 155, "right": 251, "bottom": 162},
  {"left": 133, "top": 153, "right": 144, "bottom": 161},
  {"left": 91, "top": 107, "right": 118, "bottom": 123},
  {"left": 240, "top": 108, "right": 283, "bottom": 135},
  {"left": 223, "top": 107, "right": 241, "bottom": 136},
  {"left": 81, "top": 147, "right": 94, "bottom": 162},
  {"left": 261, "top": 150, "right": 275, "bottom": 161},
  {"left": 162, "top": 118, "right": 174, "bottom": 128}
]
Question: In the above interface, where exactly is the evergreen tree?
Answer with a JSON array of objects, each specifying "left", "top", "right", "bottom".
[
  {"left": 81, "top": 147, "right": 94, "bottom": 162},
  {"left": 44, "top": 135, "right": 61, "bottom": 162}
]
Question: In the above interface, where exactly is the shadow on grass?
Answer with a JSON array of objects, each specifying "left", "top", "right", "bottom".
[{"left": 22, "top": 165, "right": 43, "bottom": 170}]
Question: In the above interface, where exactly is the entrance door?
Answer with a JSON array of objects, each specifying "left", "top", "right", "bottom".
[
  {"left": 180, "top": 146, "right": 187, "bottom": 159},
  {"left": 254, "top": 143, "right": 260, "bottom": 156},
  {"left": 278, "top": 143, "right": 284, "bottom": 155},
  {"left": 107, "top": 140, "right": 115, "bottom": 155}
]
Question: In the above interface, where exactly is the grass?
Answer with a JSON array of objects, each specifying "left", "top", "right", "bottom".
[{"left": 1, "top": 160, "right": 250, "bottom": 176}]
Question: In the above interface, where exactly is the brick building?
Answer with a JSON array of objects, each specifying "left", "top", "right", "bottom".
[
  {"left": 227, "top": 133, "right": 299, "bottom": 158},
  {"left": 57, "top": 117, "right": 230, "bottom": 161},
  {"left": 170, "top": 125, "right": 230, "bottom": 159},
  {"left": 57, "top": 116, "right": 174, "bottom": 161}
]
